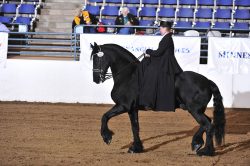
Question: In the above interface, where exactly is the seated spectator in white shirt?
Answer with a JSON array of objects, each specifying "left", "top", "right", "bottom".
[{"left": 115, "top": 7, "right": 139, "bottom": 34}]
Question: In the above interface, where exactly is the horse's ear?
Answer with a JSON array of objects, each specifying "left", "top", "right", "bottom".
[
  {"left": 94, "top": 42, "right": 98, "bottom": 47},
  {"left": 90, "top": 43, "right": 94, "bottom": 49}
]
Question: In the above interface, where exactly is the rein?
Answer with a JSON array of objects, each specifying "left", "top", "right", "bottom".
[
  {"left": 92, "top": 50, "right": 145, "bottom": 82},
  {"left": 104, "top": 53, "right": 145, "bottom": 81}
]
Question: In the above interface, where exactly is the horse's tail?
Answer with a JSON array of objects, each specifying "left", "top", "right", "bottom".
[{"left": 209, "top": 80, "right": 226, "bottom": 146}]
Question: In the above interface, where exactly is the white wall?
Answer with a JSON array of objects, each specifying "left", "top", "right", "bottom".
[
  {"left": 198, "top": 65, "right": 233, "bottom": 108},
  {"left": 0, "top": 59, "right": 250, "bottom": 108},
  {"left": 232, "top": 74, "right": 250, "bottom": 108},
  {"left": 0, "top": 59, "right": 114, "bottom": 104}
]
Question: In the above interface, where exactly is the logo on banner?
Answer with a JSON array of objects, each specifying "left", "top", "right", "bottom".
[
  {"left": 175, "top": 48, "right": 191, "bottom": 54},
  {"left": 124, "top": 46, "right": 154, "bottom": 52},
  {"left": 80, "top": 34, "right": 201, "bottom": 72},
  {"left": 208, "top": 37, "right": 250, "bottom": 74},
  {"left": 218, "top": 51, "right": 250, "bottom": 59}
]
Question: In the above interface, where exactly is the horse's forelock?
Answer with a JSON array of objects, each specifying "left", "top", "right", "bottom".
[{"left": 90, "top": 45, "right": 101, "bottom": 60}]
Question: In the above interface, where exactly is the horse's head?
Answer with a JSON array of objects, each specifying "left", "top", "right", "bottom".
[{"left": 90, "top": 42, "right": 110, "bottom": 84}]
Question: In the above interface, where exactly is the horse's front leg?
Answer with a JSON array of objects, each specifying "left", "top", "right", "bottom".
[
  {"left": 128, "top": 109, "right": 144, "bottom": 153},
  {"left": 101, "top": 104, "right": 127, "bottom": 145}
]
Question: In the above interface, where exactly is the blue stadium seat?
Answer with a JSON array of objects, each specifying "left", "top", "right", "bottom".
[
  {"left": 85, "top": 5, "right": 101, "bottom": 15},
  {"left": 215, "top": 9, "right": 231, "bottom": 19},
  {"left": 19, "top": 4, "right": 35, "bottom": 14},
  {"left": 102, "top": 18, "right": 115, "bottom": 25},
  {"left": 158, "top": 8, "right": 175, "bottom": 17},
  {"left": 175, "top": 21, "right": 192, "bottom": 28},
  {"left": 139, "top": 20, "right": 154, "bottom": 26},
  {"left": 213, "top": 22, "right": 230, "bottom": 29},
  {"left": 143, "top": 0, "right": 159, "bottom": 4},
  {"left": 140, "top": 7, "right": 156, "bottom": 17},
  {"left": 179, "top": 0, "right": 196, "bottom": 5},
  {"left": 15, "top": 17, "right": 31, "bottom": 25},
  {"left": 161, "top": 0, "right": 177, "bottom": 5},
  {"left": 88, "top": 0, "right": 104, "bottom": 2},
  {"left": 178, "top": 8, "right": 194, "bottom": 18},
  {"left": 199, "top": 0, "right": 214, "bottom": 6},
  {"left": 106, "top": 0, "right": 122, "bottom": 3},
  {"left": 235, "top": 0, "right": 250, "bottom": 7},
  {"left": 1, "top": 4, "right": 17, "bottom": 14},
  {"left": 102, "top": 6, "right": 119, "bottom": 16},
  {"left": 128, "top": 7, "right": 137, "bottom": 16},
  {"left": 0, "top": 16, "right": 13, "bottom": 24},
  {"left": 24, "top": 0, "right": 40, "bottom": 2},
  {"left": 124, "top": 0, "right": 140, "bottom": 4},
  {"left": 216, "top": 0, "right": 233, "bottom": 6},
  {"left": 232, "top": 22, "right": 249, "bottom": 30},
  {"left": 234, "top": 9, "right": 250, "bottom": 20},
  {"left": 195, "top": 21, "right": 211, "bottom": 28},
  {"left": 196, "top": 8, "right": 212, "bottom": 18}
]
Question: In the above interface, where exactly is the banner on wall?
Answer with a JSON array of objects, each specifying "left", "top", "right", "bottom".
[
  {"left": 208, "top": 37, "right": 250, "bottom": 74},
  {"left": 80, "top": 34, "right": 201, "bottom": 71},
  {"left": 0, "top": 32, "right": 8, "bottom": 68}
]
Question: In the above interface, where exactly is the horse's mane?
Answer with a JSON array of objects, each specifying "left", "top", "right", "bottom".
[{"left": 102, "top": 44, "right": 140, "bottom": 63}]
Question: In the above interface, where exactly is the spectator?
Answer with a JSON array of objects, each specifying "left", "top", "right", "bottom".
[
  {"left": 115, "top": 7, "right": 139, "bottom": 34},
  {"left": 0, "top": 22, "right": 10, "bottom": 32},
  {"left": 81, "top": 8, "right": 98, "bottom": 33},
  {"left": 72, "top": 8, "right": 83, "bottom": 32},
  {"left": 72, "top": 8, "right": 98, "bottom": 33}
]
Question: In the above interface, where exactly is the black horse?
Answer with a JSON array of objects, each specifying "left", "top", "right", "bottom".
[{"left": 90, "top": 42, "right": 225, "bottom": 156}]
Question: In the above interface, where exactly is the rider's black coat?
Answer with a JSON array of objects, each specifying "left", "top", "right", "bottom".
[{"left": 138, "top": 32, "right": 183, "bottom": 111}]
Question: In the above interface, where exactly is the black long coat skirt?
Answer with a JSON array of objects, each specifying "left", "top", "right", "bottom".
[{"left": 138, "top": 33, "right": 183, "bottom": 111}]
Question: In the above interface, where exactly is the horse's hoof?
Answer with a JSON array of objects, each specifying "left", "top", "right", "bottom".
[
  {"left": 128, "top": 149, "right": 134, "bottom": 153},
  {"left": 127, "top": 144, "right": 144, "bottom": 153},
  {"left": 103, "top": 137, "right": 112, "bottom": 145},
  {"left": 192, "top": 144, "right": 203, "bottom": 152},
  {"left": 101, "top": 130, "right": 114, "bottom": 145},
  {"left": 191, "top": 139, "right": 204, "bottom": 152},
  {"left": 197, "top": 147, "right": 215, "bottom": 156},
  {"left": 128, "top": 148, "right": 143, "bottom": 153},
  {"left": 107, "top": 139, "right": 112, "bottom": 145}
]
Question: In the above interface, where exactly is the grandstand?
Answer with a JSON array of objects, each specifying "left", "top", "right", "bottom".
[
  {"left": 0, "top": 0, "right": 249, "bottom": 59},
  {"left": 0, "top": 0, "right": 42, "bottom": 31},
  {"left": 84, "top": 0, "right": 249, "bottom": 31}
]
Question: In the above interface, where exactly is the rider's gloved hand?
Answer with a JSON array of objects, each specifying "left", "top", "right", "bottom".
[
  {"left": 144, "top": 49, "right": 151, "bottom": 58},
  {"left": 146, "top": 49, "right": 153, "bottom": 54}
]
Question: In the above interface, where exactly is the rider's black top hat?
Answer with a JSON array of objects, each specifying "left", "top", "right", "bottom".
[{"left": 159, "top": 20, "right": 173, "bottom": 28}]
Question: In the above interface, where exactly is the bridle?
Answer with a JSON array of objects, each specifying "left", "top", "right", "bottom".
[
  {"left": 91, "top": 46, "right": 112, "bottom": 82},
  {"left": 92, "top": 46, "right": 145, "bottom": 82}
]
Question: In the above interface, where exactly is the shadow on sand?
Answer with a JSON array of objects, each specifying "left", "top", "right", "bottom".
[
  {"left": 121, "top": 126, "right": 199, "bottom": 152},
  {"left": 121, "top": 109, "right": 250, "bottom": 154}
]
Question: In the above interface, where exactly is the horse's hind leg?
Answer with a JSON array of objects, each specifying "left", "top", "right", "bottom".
[
  {"left": 101, "top": 104, "right": 127, "bottom": 145},
  {"left": 190, "top": 111, "right": 215, "bottom": 156},
  {"left": 128, "top": 109, "right": 143, "bottom": 153},
  {"left": 191, "top": 126, "right": 205, "bottom": 152},
  {"left": 191, "top": 114, "right": 211, "bottom": 152}
]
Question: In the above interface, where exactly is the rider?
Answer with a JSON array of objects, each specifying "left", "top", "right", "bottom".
[{"left": 138, "top": 20, "right": 183, "bottom": 111}]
